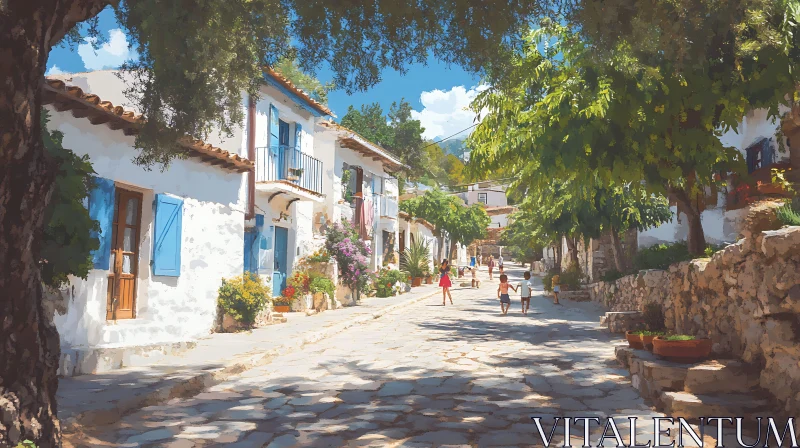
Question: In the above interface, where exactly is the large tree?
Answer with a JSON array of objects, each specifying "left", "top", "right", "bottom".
[
  {"left": 340, "top": 99, "right": 427, "bottom": 176},
  {"left": 469, "top": 12, "right": 800, "bottom": 255},
  {"left": 400, "top": 188, "right": 489, "bottom": 261},
  {"left": 0, "top": 1, "right": 549, "bottom": 445}
]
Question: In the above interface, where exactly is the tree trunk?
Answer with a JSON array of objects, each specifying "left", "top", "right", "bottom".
[
  {"left": 565, "top": 236, "right": 579, "bottom": 268},
  {"left": 554, "top": 240, "right": 562, "bottom": 273},
  {"left": 609, "top": 228, "right": 625, "bottom": 272},
  {"left": 1, "top": 1, "right": 111, "bottom": 445},
  {"left": 671, "top": 187, "right": 707, "bottom": 255},
  {"left": 435, "top": 234, "right": 445, "bottom": 264},
  {"left": 448, "top": 239, "right": 457, "bottom": 263}
]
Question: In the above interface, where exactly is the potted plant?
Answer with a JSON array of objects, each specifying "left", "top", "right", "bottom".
[
  {"left": 400, "top": 236, "right": 429, "bottom": 287},
  {"left": 287, "top": 167, "right": 304, "bottom": 181},
  {"left": 639, "top": 303, "right": 667, "bottom": 351},
  {"left": 652, "top": 335, "right": 713, "bottom": 363},
  {"left": 217, "top": 272, "right": 271, "bottom": 332},
  {"left": 625, "top": 330, "right": 645, "bottom": 350},
  {"left": 275, "top": 286, "right": 295, "bottom": 313},
  {"left": 309, "top": 275, "right": 335, "bottom": 311}
]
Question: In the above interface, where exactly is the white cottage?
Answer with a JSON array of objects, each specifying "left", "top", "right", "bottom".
[
  {"left": 42, "top": 76, "right": 252, "bottom": 376},
  {"left": 313, "top": 122, "right": 404, "bottom": 271}
]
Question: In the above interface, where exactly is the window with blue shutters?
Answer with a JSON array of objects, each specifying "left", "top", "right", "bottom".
[
  {"left": 88, "top": 177, "right": 116, "bottom": 269},
  {"left": 152, "top": 194, "right": 183, "bottom": 276}
]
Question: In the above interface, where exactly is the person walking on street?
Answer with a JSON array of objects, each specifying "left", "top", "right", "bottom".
[
  {"left": 439, "top": 259, "right": 454, "bottom": 305},
  {"left": 518, "top": 271, "right": 533, "bottom": 314},
  {"left": 497, "top": 274, "right": 516, "bottom": 315},
  {"left": 551, "top": 273, "right": 561, "bottom": 305},
  {"left": 487, "top": 255, "right": 495, "bottom": 280},
  {"left": 498, "top": 255, "right": 504, "bottom": 274}
]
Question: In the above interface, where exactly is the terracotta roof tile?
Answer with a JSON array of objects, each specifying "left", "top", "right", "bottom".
[
  {"left": 42, "top": 78, "right": 253, "bottom": 173},
  {"left": 318, "top": 121, "right": 405, "bottom": 170},
  {"left": 264, "top": 69, "right": 333, "bottom": 116}
]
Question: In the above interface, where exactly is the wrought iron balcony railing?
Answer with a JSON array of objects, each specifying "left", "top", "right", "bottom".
[{"left": 255, "top": 145, "right": 323, "bottom": 195}]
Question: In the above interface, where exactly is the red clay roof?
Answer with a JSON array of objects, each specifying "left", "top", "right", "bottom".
[
  {"left": 483, "top": 205, "right": 516, "bottom": 216},
  {"left": 318, "top": 121, "right": 405, "bottom": 170},
  {"left": 264, "top": 69, "right": 333, "bottom": 117},
  {"left": 42, "top": 79, "right": 253, "bottom": 173}
]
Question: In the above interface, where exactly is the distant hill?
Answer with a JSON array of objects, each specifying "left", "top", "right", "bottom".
[{"left": 438, "top": 138, "right": 468, "bottom": 160}]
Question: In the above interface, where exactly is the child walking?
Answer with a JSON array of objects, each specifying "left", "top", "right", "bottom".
[
  {"left": 551, "top": 273, "right": 561, "bottom": 305},
  {"left": 497, "top": 274, "right": 517, "bottom": 315},
  {"left": 518, "top": 271, "right": 533, "bottom": 314},
  {"left": 471, "top": 266, "right": 481, "bottom": 288}
]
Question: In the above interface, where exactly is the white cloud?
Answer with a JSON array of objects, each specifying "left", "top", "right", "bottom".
[
  {"left": 78, "top": 28, "right": 136, "bottom": 71},
  {"left": 411, "top": 85, "right": 488, "bottom": 140},
  {"left": 45, "top": 65, "right": 66, "bottom": 76}
]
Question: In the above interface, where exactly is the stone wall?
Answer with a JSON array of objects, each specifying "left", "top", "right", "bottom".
[{"left": 588, "top": 225, "right": 800, "bottom": 418}]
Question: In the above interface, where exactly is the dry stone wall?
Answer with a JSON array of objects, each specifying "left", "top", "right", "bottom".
[{"left": 589, "top": 226, "right": 800, "bottom": 418}]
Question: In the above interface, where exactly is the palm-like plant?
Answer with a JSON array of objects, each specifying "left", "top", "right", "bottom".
[{"left": 400, "top": 235, "right": 430, "bottom": 279}]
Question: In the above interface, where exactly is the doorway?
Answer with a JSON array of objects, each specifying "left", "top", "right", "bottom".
[
  {"left": 273, "top": 226, "right": 289, "bottom": 295},
  {"left": 106, "top": 187, "right": 143, "bottom": 320}
]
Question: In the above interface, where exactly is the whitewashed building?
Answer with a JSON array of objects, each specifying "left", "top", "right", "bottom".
[
  {"left": 313, "top": 121, "right": 404, "bottom": 271},
  {"left": 638, "top": 108, "right": 792, "bottom": 248},
  {"left": 42, "top": 76, "right": 252, "bottom": 375},
  {"left": 43, "top": 68, "right": 333, "bottom": 375}
]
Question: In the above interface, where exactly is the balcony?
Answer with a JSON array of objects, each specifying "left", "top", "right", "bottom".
[{"left": 255, "top": 145, "right": 323, "bottom": 199}]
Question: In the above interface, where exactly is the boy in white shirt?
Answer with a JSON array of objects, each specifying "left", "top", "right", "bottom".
[{"left": 518, "top": 271, "right": 533, "bottom": 314}]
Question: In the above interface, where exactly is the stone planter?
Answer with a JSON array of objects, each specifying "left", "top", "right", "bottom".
[
  {"left": 625, "top": 330, "right": 644, "bottom": 350},
  {"left": 221, "top": 313, "right": 248, "bottom": 332},
  {"left": 411, "top": 277, "right": 422, "bottom": 287},
  {"left": 273, "top": 305, "right": 291, "bottom": 313},
  {"left": 313, "top": 292, "right": 329, "bottom": 312},
  {"left": 652, "top": 337, "right": 712, "bottom": 364}
]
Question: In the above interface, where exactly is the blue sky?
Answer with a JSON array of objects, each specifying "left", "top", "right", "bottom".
[{"left": 46, "top": 8, "right": 485, "bottom": 141}]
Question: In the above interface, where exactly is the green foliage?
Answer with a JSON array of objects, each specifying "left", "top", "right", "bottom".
[
  {"left": 422, "top": 143, "right": 467, "bottom": 187},
  {"left": 664, "top": 335, "right": 696, "bottom": 341},
  {"left": 468, "top": 15, "right": 800, "bottom": 254},
  {"left": 400, "top": 188, "right": 490, "bottom": 248},
  {"left": 340, "top": 100, "right": 426, "bottom": 176},
  {"left": 633, "top": 243, "right": 693, "bottom": 271},
  {"left": 308, "top": 275, "right": 335, "bottom": 299},
  {"left": 374, "top": 269, "right": 408, "bottom": 298},
  {"left": 632, "top": 330, "right": 666, "bottom": 336},
  {"left": 217, "top": 273, "right": 271, "bottom": 325},
  {"left": 273, "top": 57, "right": 335, "bottom": 105},
  {"left": 777, "top": 202, "right": 800, "bottom": 226},
  {"left": 40, "top": 109, "right": 99, "bottom": 288},
  {"left": 559, "top": 264, "right": 583, "bottom": 291},
  {"left": 16, "top": 441, "right": 37, "bottom": 448},
  {"left": 642, "top": 303, "right": 666, "bottom": 331},
  {"left": 400, "top": 236, "right": 430, "bottom": 279},
  {"left": 600, "top": 270, "right": 626, "bottom": 283}
]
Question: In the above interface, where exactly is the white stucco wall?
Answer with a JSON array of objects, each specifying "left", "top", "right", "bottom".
[
  {"left": 458, "top": 185, "right": 508, "bottom": 206},
  {"left": 718, "top": 107, "right": 790, "bottom": 161},
  {"left": 489, "top": 213, "right": 510, "bottom": 229},
  {"left": 637, "top": 204, "right": 743, "bottom": 248},
  {"left": 47, "top": 108, "right": 246, "bottom": 350}
]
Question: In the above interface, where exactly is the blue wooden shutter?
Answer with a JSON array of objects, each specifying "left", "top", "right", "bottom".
[
  {"left": 269, "top": 105, "right": 280, "bottom": 150},
  {"left": 152, "top": 194, "right": 183, "bottom": 276},
  {"left": 761, "top": 138, "right": 773, "bottom": 169},
  {"left": 295, "top": 123, "right": 302, "bottom": 151},
  {"left": 88, "top": 177, "right": 115, "bottom": 269},
  {"left": 244, "top": 228, "right": 257, "bottom": 273}
]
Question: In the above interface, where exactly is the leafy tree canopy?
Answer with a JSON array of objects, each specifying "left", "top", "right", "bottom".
[
  {"left": 400, "top": 188, "right": 489, "bottom": 248},
  {"left": 340, "top": 100, "right": 426, "bottom": 176},
  {"left": 273, "top": 56, "right": 335, "bottom": 105}
]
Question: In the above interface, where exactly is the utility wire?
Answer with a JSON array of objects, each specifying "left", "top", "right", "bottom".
[{"left": 420, "top": 123, "right": 479, "bottom": 150}]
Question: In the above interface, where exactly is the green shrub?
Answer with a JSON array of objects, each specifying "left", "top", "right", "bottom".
[
  {"left": 218, "top": 272, "right": 271, "bottom": 325},
  {"left": 600, "top": 269, "right": 626, "bottom": 282},
  {"left": 777, "top": 203, "right": 800, "bottom": 226},
  {"left": 632, "top": 330, "right": 666, "bottom": 336},
  {"left": 400, "top": 236, "right": 430, "bottom": 279},
  {"left": 559, "top": 264, "right": 583, "bottom": 290},
  {"left": 309, "top": 275, "right": 335, "bottom": 299},
  {"left": 633, "top": 242, "right": 692, "bottom": 271},
  {"left": 374, "top": 269, "right": 408, "bottom": 297},
  {"left": 664, "top": 335, "right": 696, "bottom": 341},
  {"left": 642, "top": 302, "right": 666, "bottom": 331},
  {"left": 16, "top": 441, "right": 37, "bottom": 448}
]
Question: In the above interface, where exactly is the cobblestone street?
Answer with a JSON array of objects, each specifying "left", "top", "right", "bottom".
[{"left": 72, "top": 265, "right": 678, "bottom": 447}]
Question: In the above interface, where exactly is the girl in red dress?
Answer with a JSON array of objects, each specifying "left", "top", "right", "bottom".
[{"left": 439, "top": 259, "right": 454, "bottom": 305}]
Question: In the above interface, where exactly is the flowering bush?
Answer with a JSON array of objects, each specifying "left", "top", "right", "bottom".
[
  {"left": 287, "top": 271, "right": 310, "bottom": 296},
  {"left": 374, "top": 269, "right": 407, "bottom": 298},
  {"left": 305, "top": 247, "right": 331, "bottom": 263},
  {"left": 325, "top": 219, "right": 373, "bottom": 294},
  {"left": 278, "top": 286, "right": 296, "bottom": 305},
  {"left": 217, "top": 272, "right": 271, "bottom": 325}
]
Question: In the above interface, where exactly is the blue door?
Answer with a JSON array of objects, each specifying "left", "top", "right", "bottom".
[{"left": 273, "top": 226, "right": 289, "bottom": 295}]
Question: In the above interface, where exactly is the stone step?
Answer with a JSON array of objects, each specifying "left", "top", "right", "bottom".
[
  {"left": 662, "top": 391, "right": 772, "bottom": 420},
  {"left": 618, "top": 347, "right": 690, "bottom": 401},
  {"left": 684, "top": 359, "right": 760, "bottom": 395}
]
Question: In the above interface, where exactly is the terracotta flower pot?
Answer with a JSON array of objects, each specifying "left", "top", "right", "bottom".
[
  {"left": 274, "top": 305, "right": 291, "bottom": 313},
  {"left": 425, "top": 276, "right": 433, "bottom": 284},
  {"left": 625, "top": 331, "right": 644, "bottom": 350},
  {"left": 641, "top": 334, "right": 661, "bottom": 351},
  {"left": 411, "top": 277, "right": 422, "bottom": 287},
  {"left": 652, "top": 337, "right": 712, "bottom": 363}
]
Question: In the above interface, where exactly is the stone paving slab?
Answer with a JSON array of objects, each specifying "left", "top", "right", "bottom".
[{"left": 58, "top": 283, "right": 443, "bottom": 433}]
